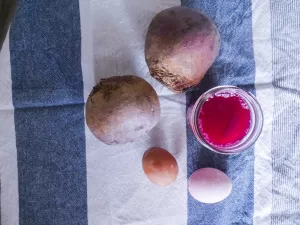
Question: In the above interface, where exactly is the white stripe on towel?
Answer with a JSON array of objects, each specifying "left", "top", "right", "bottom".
[
  {"left": 0, "top": 35, "right": 19, "bottom": 225},
  {"left": 79, "top": 1, "right": 187, "bottom": 225},
  {"left": 252, "top": 0, "right": 273, "bottom": 224},
  {"left": 269, "top": 1, "right": 300, "bottom": 224}
]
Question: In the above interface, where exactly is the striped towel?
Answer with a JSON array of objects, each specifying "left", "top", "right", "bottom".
[{"left": 0, "top": 0, "right": 299, "bottom": 225}]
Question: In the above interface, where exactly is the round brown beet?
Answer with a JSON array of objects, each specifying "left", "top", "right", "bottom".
[
  {"left": 86, "top": 75, "right": 160, "bottom": 145},
  {"left": 145, "top": 6, "right": 220, "bottom": 93}
]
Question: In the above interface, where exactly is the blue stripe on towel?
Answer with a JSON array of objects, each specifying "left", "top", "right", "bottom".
[
  {"left": 9, "top": 1, "right": 88, "bottom": 224},
  {"left": 182, "top": 1, "right": 256, "bottom": 224}
]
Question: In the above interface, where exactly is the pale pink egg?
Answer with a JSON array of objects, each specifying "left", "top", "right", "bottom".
[{"left": 188, "top": 168, "right": 232, "bottom": 203}]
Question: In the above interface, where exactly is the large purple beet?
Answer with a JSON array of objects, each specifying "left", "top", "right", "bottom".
[{"left": 145, "top": 6, "right": 220, "bottom": 93}]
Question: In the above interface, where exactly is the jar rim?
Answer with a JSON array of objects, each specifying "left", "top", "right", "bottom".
[{"left": 190, "top": 85, "right": 264, "bottom": 154}]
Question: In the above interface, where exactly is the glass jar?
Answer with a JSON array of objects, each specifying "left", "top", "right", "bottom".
[{"left": 187, "top": 86, "right": 264, "bottom": 154}]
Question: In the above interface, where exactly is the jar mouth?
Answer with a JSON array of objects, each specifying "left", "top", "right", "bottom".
[{"left": 190, "top": 86, "right": 264, "bottom": 154}]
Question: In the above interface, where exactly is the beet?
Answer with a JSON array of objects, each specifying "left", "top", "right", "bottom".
[
  {"left": 86, "top": 75, "right": 160, "bottom": 145},
  {"left": 145, "top": 6, "right": 220, "bottom": 93},
  {"left": 0, "top": 0, "right": 16, "bottom": 51}
]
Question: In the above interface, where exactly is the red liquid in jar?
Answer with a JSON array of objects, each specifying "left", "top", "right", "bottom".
[{"left": 198, "top": 92, "right": 251, "bottom": 148}]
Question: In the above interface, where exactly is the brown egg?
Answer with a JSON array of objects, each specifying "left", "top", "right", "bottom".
[{"left": 142, "top": 147, "right": 179, "bottom": 186}]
